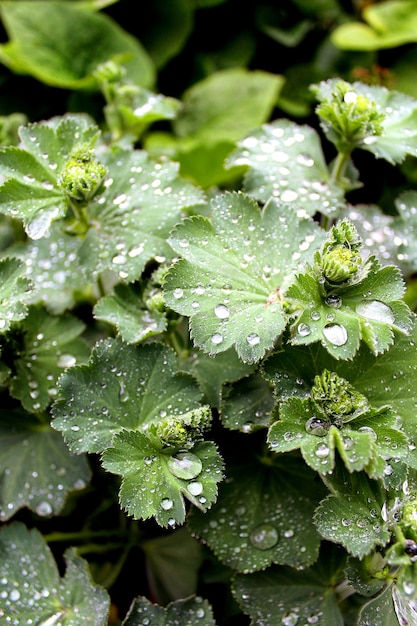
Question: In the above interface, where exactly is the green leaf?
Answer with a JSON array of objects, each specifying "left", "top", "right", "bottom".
[
  {"left": 141, "top": 527, "right": 204, "bottom": 605},
  {"left": 232, "top": 544, "right": 346, "bottom": 625},
  {"left": 0, "top": 522, "right": 110, "bottom": 624},
  {"left": 122, "top": 596, "right": 216, "bottom": 626},
  {"left": 331, "top": 0, "right": 417, "bottom": 50},
  {"left": 163, "top": 192, "right": 325, "bottom": 363},
  {"left": 102, "top": 433, "right": 223, "bottom": 526},
  {"left": 0, "top": 114, "right": 101, "bottom": 238},
  {"left": 225, "top": 120, "right": 347, "bottom": 216},
  {"left": 173, "top": 68, "right": 283, "bottom": 144},
  {"left": 0, "top": 257, "right": 33, "bottom": 333},
  {"left": 0, "top": 408, "right": 91, "bottom": 520},
  {"left": 188, "top": 453, "right": 323, "bottom": 573},
  {"left": 10, "top": 223, "right": 88, "bottom": 314},
  {"left": 390, "top": 190, "right": 417, "bottom": 276},
  {"left": 51, "top": 338, "right": 206, "bottom": 453},
  {"left": 78, "top": 148, "right": 205, "bottom": 282},
  {"left": 4, "top": 305, "right": 89, "bottom": 413},
  {"left": 93, "top": 283, "right": 167, "bottom": 344},
  {"left": 313, "top": 79, "right": 417, "bottom": 164},
  {"left": 358, "top": 583, "right": 402, "bottom": 626},
  {"left": 220, "top": 373, "right": 275, "bottom": 432},
  {"left": 184, "top": 348, "right": 254, "bottom": 408},
  {"left": 0, "top": 1, "right": 154, "bottom": 89},
  {"left": 314, "top": 467, "right": 390, "bottom": 558}
]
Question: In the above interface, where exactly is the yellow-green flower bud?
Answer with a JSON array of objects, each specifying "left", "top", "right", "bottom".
[
  {"left": 311, "top": 369, "right": 368, "bottom": 423},
  {"left": 58, "top": 144, "right": 107, "bottom": 203}
]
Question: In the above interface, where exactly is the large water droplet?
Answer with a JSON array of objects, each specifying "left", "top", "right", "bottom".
[
  {"left": 282, "top": 611, "right": 299, "bottom": 625},
  {"left": 161, "top": 498, "right": 173, "bottom": 510},
  {"left": 211, "top": 333, "right": 223, "bottom": 345},
  {"left": 305, "top": 417, "right": 329, "bottom": 436},
  {"left": 214, "top": 304, "right": 230, "bottom": 319},
  {"left": 57, "top": 354, "right": 76, "bottom": 368},
  {"left": 246, "top": 333, "right": 260, "bottom": 346},
  {"left": 187, "top": 481, "right": 203, "bottom": 496},
  {"left": 36, "top": 501, "right": 53, "bottom": 517},
  {"left": 315, "top": 443, "right": 330, "bottom": 458},
  {"left": 355, "top": 300, "right": 395, "bottom": 324},
  {"left": 322, "top": 324, "right": 348, "bottom": 346},
  {"left": 167, "top": 452, "right": 203, "bottom": 480},
  {"left": 173, "top": 288, "right": 184, "bottom": 299},
  {"left": 325, "top": 295, "right": 342, "bottom": 309},
  {"left": 297, "top": 323, "right": 311, "bottom": 337},
  {"left": 249, "top": 524, "right": 279, "bottom": 550}
]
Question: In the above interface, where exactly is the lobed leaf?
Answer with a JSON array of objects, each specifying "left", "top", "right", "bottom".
[
  {"left": 0, "top": 522, "right": 110, "bottom": 625},
  {"left": 0, "top": 257, "right": 33, "bottom": 332},
  {"left": 51, "top": 338, "right": 206, "bottom": 453},
  {"left": 225, "top": 119, "right": 347, "bottom": 216},
  {"left": 164, "top": 191, "right": 325, "bottom": 363},
  {"left": 0, "top": 409, "right": 91, "bottom": 521},
  {"left": 122, "top": 596, "right": 216, "bottom": 626}
]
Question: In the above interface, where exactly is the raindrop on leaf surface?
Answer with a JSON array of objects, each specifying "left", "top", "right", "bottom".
[
  {"left": 249, "top": 524, "right": 279, "bottom": 550},
  {"left": 167, "top": 452, "right": 203, "bottom": 480}
]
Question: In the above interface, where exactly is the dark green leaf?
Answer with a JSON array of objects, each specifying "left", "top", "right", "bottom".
[
  {"left": 358, "top": 583, "right": 401, "bottom": 626},
  {"left": 0, "top": 408, "right": 91, "bottom": 520},
  {"left": 0, "top": 522, "right": 110, "bottom": 624},
  {"left": 220, "top": 373, "right": 275, "bottom": 432},
  {"left": 122, "top": 595, "right": 216, "bottom": 626}
]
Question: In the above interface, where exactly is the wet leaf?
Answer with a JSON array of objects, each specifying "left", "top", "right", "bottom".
[
  {"left": 51, "top": 338, "right": 206, "bottom": 453},
  {"left": 314, "top": 79, "right": 417, "bottom": 164},
  {"left": 225, "top": 119, "right": 346, "bottom": 216},
  {"left": 358, "top": 583, "right": 401, "bottom": 626},
  {"left": 0, "top": 114, "right": 101, "bottom": 238},
  {"left": 314, "top": 466, "right": 390, "bottom": 558},
  {"left": 78, "top": 148, "right": 205, "bottom": 282},
  {"left": 102, "top": 433, "right": 223, "bottom": 526},
  {"left": 122, "top": 595, "right": 216, "bottom": 626},
  {"left": 0, "top": 522, "right": 110, "bottom": 625},
  {"left": 164, "top": 191, "right": 324, "bottom": 363},
  {"left": 220, "top": 373, "right": 275, "bottom": 432},
  {"left": 93, "top": 283, "right": 167, "bottom": 344},
  {"left": 0, "top": 257, "right": 33, "bottom": 332},
  {"left": 188, "top": 453, "right": 323, "bottom": 573},
  {"left": 0, "top": 408, "right": 91, "bottom": 521},
  {"left": 232, "top": 544, "right": 346, "bottom": 625},
  {"left": 5, "top": 305, "right": 89, "bottom": 413}
]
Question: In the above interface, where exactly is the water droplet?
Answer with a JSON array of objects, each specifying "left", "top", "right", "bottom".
[
  {"left": 36, "top": 501, "right": 53, "bottom": 517},
  {"left": 187, "top": 481, "right": 203, "bottom": 496},
  {"left": 403, "top": 580, "right": 416, "bottom": 595},
  {"left": 297, "top": 323, "right": 311, "bottom": 337},
  {"left": 9, "top": 589, "right": 20, "bottom": 601},
  {"left": 355, "top": 300, "right": 395, "bottom": 324},
  {"left": 214, "top": 304, "right": 230, "bottom": 319},
  {"left": 167, "top": 452, "right": 203, "bottom": 480},
  {"left": 283, "top": 431, "right": 295, "bottom": 442},
  {"left": 305, "top": 417, "right": 329, "bottom": 436},
  {"left": 310, "top": 310, "right": 321, "bottom": 321},
  {"left": 322, "top": 324, "right": 348, "bottom": 346},
  {"left": 281, "top": 190, "right": 299, "bottom": 202},
  {"left": 325, "top": 295, "right": 342, "bottom": 309},
  {"left": 118, "top": 380, "right": 130, "bottom": 403},
  {"left": 282, "top": 611, "right": 299, "bottom": 625},
  {"left": 342, "top": 518, "right": 353, "bottom": 527},
  {"left": 161, "top": 498, "right": 173, "bottom": 510},
  {"left": 57, "top": 354, "right": 76, "bottom": 368},
  {"left": 246, "top": 333, "right": 260, "bottom": 346},
  {"left": 315, "top": 443, "right": 330, "bottom": 458},
  {"left": 173, "top": 288, "right": 184, "bottom": 299},
  {"left": 250, "top": 524, "right": 279, "bottom": 550},
  {"left": 211, "top": 333, "right": 223, "bottom": 345}
]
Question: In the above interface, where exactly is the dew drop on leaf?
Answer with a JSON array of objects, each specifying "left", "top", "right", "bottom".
[
  {"left": 35, "top": 501, "right": 53, "bottom": 517},
  {"left": 297, "top": 323, "right": 311, "bottom": 337},
  {"left": 167, "top": 452, "right": 203, "bottom": 480},
  {"left": 161, "top": 498, "right": 173, "bottom": 510},
  {"left": 325, "top": 295, "right": 342, "bottom": 309},
  {"left": 118, "top": 380, "right": 130, "bottom": 403},
  {"left": 246, "top": 333, "right": 260, "bottom": 346},
  {"left": 211, "top": 333, "right": 223, "bottom": 345},
  {"left": 305, "top": 417, "right": 328, "bottom": 436},
  {"left": 187, "top": 481, "right": 203, "bottom": 496},
  {"left": 173, "top": 288, "right": 184, "bottom": 299},
  {"left": 249, "top": 524, "right": 279, "bottom": 550},
  {"left": 281, "top": 610, "right": 299, "bottom": 625},
  {"left": 322, "top": 324, "right": 348, "bottom": 346},
  {"left": 355, "top": 300, "right": 395, "bottom": 324},
  {"left": 315, "top": 443, "right": 330, "bottom": 458},
  {"left": 310, "top": 310, "right": 321, "bottom": 321},
  {"left": 57, "top": 354, "right": 76, "bottom": 368},
  {"left": 214, "top": 304, "right": 230, "bottom": 319}
]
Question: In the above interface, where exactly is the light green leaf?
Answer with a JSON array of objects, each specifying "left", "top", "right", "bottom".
[
  {"left": 188, "top": 453, "right": 323, "bottom": 573},
  {"left": 93, "top": 283, "right": 167, "bottom": 344},
  {"left": 141, "top": 527, "right": 204, "bottom": 605},
  {"left": 232, "top": 544, "right": 346, "bottom": 625},
  {"left": 220, "top": 373, "right": 275, "bottom": 432},
  {"left": 331, "top": 0, "right": 417, "bottom": 50},
  {"left": 102, "top": 433, "right": 223, "bottom": 526},
  {"left": 0, "top": 114, "right": 101, "bottom": 238},
  {"left": 10, "top": 223, "right": 88, "bottom": 314},
  {"left": 5, "top": 305, "right": 89, "bottom": 413},
  {"left": 78, "top": 148, "right": 205, "bottom": 282},
  {"left": 313, "top": 79, "right": 417, "bottom": 164},
  {"left": 390, "top": 190, "right": 417, "bottom": 275},
  {"left": 122, "top": 596, "right": 216, "bottom": 626},
  {"left": 0, "top": 522, "right": 110, "bottom": 625},
  {"left": 0, "top": 257, "right": 33, "bottom": 332},
  {"left": 225, "top": 120, "right": 347, "bottom": 216},
  {"left": 173, "top": 68, "right": 283, "bottom": 144},
  {"left": 314, "top": 468, "right": 390, "bottom": 558},
  {"left": 51, "top": 338, "right": 205, "bottom": 453},
  {"left": 184, "top": 348, "right": 254, "bottom": 408},
  {"left": 0, "top": 409, "right": 91, "bottom": 520},
  {"left": 358, "top": 583, "right": 402, "bottom": 625},
  {"left": 163, "top": 192, "right": 325, "bottom": 363},
  {"left": 0, "top": 1, "right": 154, "bottom": 88}
]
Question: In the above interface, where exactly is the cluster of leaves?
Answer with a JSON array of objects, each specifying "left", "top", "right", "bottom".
[{"left": 2, "top": 1, "right": 417, "bottom": 625}]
